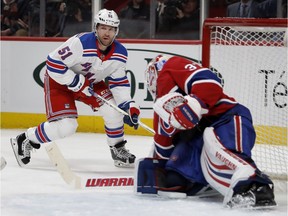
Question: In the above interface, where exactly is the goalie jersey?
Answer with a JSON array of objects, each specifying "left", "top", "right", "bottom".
[
  {"left": 154, "top": 56, "right": 238, "bottom": 159},
  {"left": 46, "top": 32, "right": 131, "bottom": 105}
]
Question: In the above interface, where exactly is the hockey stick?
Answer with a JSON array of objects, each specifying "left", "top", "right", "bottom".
[
  {"left": 46, "top": 142, "right": 134, "bottom": 189},
  {"left": 91, "top": 92, "right": 155, "bottom": 135},
  {"left": 0, "top": 156, "right": 7, "bottom": 170},
  {"left": 46, "top": 142, "right": 81, "bottom": 188}
]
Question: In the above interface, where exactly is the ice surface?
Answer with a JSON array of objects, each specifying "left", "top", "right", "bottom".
[{"left": 1, "top": 129, "right": 287, "bottom": 216}]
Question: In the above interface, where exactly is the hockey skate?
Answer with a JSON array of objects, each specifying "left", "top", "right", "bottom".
[
  {"left": 10, "top": 133, "right": 40, "bottom": 167},
  {"left": 110, "top": 140, "right": 136, "bottom": 168},
  {"left": 227, "top": 183, "right": 277, "bottom": 209}
]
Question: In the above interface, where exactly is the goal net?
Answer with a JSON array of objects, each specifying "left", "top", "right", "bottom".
[{"left": 202, "top": 18, "right": 287, "bottom": 182}]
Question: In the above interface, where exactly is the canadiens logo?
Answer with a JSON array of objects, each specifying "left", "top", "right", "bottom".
[{"left": 160, "top": 118, "right": 176, "bottom": 136}]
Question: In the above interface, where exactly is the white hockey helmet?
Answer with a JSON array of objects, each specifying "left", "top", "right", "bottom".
[
  {"left": 94, "top": 9, "right": 120, "bottom": 35},
  {"left": 145, "top": 55, "right": 171, "bottom": 100}
]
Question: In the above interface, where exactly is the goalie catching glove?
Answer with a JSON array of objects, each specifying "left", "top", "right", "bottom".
[
  {"left": 153, "top": 93, "right": 208, "bottom": 130},
  {"left": 118, "top": 101, "right": 140, "bottom": 129}
]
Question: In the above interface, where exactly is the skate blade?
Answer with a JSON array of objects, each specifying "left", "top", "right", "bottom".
[
  {"left": 252, "top": 202, "right": 277, "bottom": 210},
  {"left": 10, "top": 138, "right": 25, "bottom": 167},
  {"left": 227, "top": 202, "right": 277, "bottom": 210},
  {"left": 114, "top": 160, "right": 135, "bottom": 168}
]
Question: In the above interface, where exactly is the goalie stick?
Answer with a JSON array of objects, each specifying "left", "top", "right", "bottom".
[
  {"left": 46, "top": 141, "right": 277, "bottom": 209},
  {"left": 91, "top": 92, "right": 155, "bottom": 135},
  {"left": 45, "top": 142, "right": 134, "bottom": 189},
  {"left": 45, "top": 143, "right": 218, "bottom": 197},
  {"left": 46, "top": 143, "right": 221, "bottom": 200}
]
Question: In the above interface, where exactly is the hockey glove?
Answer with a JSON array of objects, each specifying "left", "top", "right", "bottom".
[
  {"left": 118, "top": 100, "right": 140, "bottom": 129},
  {"left": 68, "top": 74, "right": 92, "bottom": 98},
  {"left": 169, "top": 95, "right": 208, "bottom": 130},
  {"left": 153, "top": 93, "right": 186, "bottom": 124}
]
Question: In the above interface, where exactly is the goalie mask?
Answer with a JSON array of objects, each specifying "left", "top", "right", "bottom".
[
  {"left": 94, "top": 9, "right": 120, "bottom": 45},
  {"left": 144, "top": 55, "right": 170, "bottom": 100}
]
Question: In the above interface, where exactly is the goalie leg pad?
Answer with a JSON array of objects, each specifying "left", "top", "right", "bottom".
[
  {"left": 135, "top": 158, "right": 167, "bottom": 194},
  {"left": 200, "top": 127, "right": 274, "bottom": 206},
  {"left": 135, "top": 158, "right": 212, "bottom": 197}
]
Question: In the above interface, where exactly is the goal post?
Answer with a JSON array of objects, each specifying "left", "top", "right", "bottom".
[{"left": 202, "top": 18, "right": 287, "bottom": 181}]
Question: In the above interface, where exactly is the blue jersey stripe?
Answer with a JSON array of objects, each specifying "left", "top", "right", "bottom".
[{"left": 186, "top": 69, "right": 222, "bottom": 93}]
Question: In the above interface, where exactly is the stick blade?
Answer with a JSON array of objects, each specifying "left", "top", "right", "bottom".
[
  {"left": 1, "top": 156, "right": 7, "bottom": 170},
  {"left": 45, "top": 142, "right": 82, "bottom": 188}
]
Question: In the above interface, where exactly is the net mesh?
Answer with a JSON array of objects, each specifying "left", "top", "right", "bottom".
[{"left": 209, "top": 24, "right": 287, "bottom": 180}]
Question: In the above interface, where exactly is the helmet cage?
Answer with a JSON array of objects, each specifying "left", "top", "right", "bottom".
[
  {"left": 145, "top": 55, "right": 170, "bottom": 100},
  {"left": 145, "top": 62, "right": 158, "bottom": 100}
]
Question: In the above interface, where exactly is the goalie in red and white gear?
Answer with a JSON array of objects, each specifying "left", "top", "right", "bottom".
[
  {"left": 136, "top": 55, "right": 276, "bottom": 208},
  {"left": 10, "top": 9, "right": 140, "bottom": 168}
]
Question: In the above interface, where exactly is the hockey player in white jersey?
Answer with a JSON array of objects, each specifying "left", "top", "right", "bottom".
[{"left": 10, "top": 9, "right": 140, "bottom": 168}]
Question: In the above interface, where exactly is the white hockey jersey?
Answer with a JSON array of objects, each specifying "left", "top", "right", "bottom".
[{"left": 46, "top": 32, "right": 131, "bottom": 105}]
